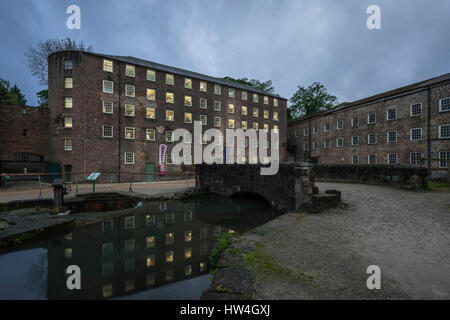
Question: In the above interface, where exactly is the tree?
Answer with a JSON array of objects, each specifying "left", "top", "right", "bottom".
[
  {"left": 25, "top": 37, "right": 94, "bottom": 86},
  {"left": 288, "top": 82, "right": 338, "bottom": 120},
  {"left": 224, "top": 77, "right": 275, "bottom": 94},
  {"left": 0, "top": 78, "right": 27, "bottom": 106},
  {"left": 37, "top": 89, "right": 48, "bottom": 108}
]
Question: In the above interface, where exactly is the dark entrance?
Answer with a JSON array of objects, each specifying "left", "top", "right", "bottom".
[{"left": 64, "top": 165, "right": 72, "bottom": 183}]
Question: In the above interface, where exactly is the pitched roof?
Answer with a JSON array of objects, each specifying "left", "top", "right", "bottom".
[{"left": 288, "top": 72, "right": 450, "bottom": 125}]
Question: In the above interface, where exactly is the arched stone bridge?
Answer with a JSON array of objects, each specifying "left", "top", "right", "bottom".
[{"left": 196, "top": 163, "right": 318, "bottom": 213}]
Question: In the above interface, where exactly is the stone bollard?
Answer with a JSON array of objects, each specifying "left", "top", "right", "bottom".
[
  {"left": 52, "top": 179, "right": 64, "bottom": 213},
  {"left": 294, "top": 162, "right": 314, "bottom": 211}
]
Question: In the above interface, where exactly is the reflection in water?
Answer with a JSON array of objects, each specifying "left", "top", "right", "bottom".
[{"left": 0, "top": 194, "right": 277, "bottom": 300}]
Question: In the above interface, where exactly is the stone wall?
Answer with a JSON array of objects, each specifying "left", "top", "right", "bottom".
[{"left": 313, "top": 164, "right": 428, "bottom": 189}]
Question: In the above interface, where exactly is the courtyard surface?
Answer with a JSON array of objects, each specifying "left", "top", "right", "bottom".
[{"left": 210, "top": 182, "right": 450, "bottom": 300}]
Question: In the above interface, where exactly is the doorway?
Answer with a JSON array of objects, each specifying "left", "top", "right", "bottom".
[
  {"left": 64, "top": 165, "right": 72, "bottom": 183},
  {"left": 145, "top": 162, "right": 155, "bottom": 182}
]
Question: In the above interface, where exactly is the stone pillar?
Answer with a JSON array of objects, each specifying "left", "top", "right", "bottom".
[
  {"left": 52, "top": 179, "right": 64, "bottom": 212},
  {"left": 294, "top": 162, "right": 314, "bottom": 211}
]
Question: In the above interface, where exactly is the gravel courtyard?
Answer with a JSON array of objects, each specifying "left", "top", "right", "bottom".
[{"left": 224, "top": 182, "right": 450, "bottom": 300}]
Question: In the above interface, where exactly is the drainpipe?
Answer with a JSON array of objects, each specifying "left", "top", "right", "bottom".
[
  {"left": 118, "top": 62, "right": 122, "bottom": 183},
  {"left": 308, "top": 118, "right": 312, "bottom": 161},
  {"left": 427, "top": 86, "right": 431, "bottom": 178}
]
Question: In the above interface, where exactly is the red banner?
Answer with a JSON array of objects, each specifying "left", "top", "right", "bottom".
[{"left": 159, "top": 144, "right": 167, "bottom": 175}]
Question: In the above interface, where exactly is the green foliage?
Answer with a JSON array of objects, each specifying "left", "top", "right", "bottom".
[
  {"left": 288, "top": 82, "right": 338, "bottom": 120},
  {"left": 0, "top": 78, "right": 27, "bottom": 106},
  {"left": 215, "top": 284, "right": 233, "bottom": 294},
  {"left": 37, "top": 89, "right": 48, "bottom": 108},
  {"left": 224, "top": 77, "right": 276, "bottom": 94},
  {"left": 209, "top": 232, "right": 234, "bottom": 270}
]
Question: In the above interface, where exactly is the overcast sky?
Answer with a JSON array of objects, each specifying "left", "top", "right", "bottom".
[{"left": 1, "top": 0, "right": 449, "bottom": 106}]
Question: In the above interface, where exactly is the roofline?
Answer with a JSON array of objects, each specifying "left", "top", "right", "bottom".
[
  {"left": 49, "top": 50, "right": 288, "bottom": 100},
  {"left": 288, "top": 72, "right": 450, "bottom": 125}
]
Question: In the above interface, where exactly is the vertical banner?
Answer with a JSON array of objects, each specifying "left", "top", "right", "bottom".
[{"left": 159, "top": 144, "right": 167, "bottom": 175}]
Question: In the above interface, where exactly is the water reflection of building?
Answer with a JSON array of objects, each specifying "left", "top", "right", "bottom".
[{"left": 47, "top": 200, "right": 231, "bottom": 299}]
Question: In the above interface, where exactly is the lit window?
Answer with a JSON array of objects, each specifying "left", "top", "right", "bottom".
[
  {"left": 166, "top": 232, "right": 174, "bottom": 245},
  {"left": 64, "top": 59, "right": 72, "bottom": 70},
  {"left": 214, "top": 117, "right": 221, "bottom": 127},
  {"left": 185, "top": 78, "right": 192, "bottom": 89},
  {"left": 200, "top": 81, "right": 207, "bottom": 92},
  {"left": 228, "top": 119, "right": 235, "bottom": 129},
  {"left": 200, "top": 98, "right": 207, "bottom": 109},
  {"left": 166, "top": 92, "right": 174, "bottom": 104},
  {"left": 273, "top": 112, "right": 279, "bottom": 121},
  {"left": 388, "top": 153, "right": 398, "bottom": 165},
  {"left": 125, "top": 65, "right": 135, "bottom": 77},
  {"left": 166, "top": 110, "right": 174, "bottom": 121},
  {"left": 184, "top": 112, "right": 192, "bottom": 123},
  {"left": 410, "top": 103, "right": 422, "bottom": 116},
  {"left": 166, "top": 251, "right": 174, "bottom": 263},
  {"left": 166, "top": 131, "right": 174, "bottom": 142},
  {"left": 64, "top": 77, "right": 73, "bottom": 89},
  {"left": 125, "top": 84, "right": 135, "bottom": 97},
  {"left": 185, "top": 230, "right": 192, "bottom": 242},
  {"left": 229, "top": 88, "right": 235, "bottom": 98},
  {"left": 387, "top": 108, "right": 397, "bottom": 120},
  {"left": 242, "top": 91, "right": 247, "bottom": 100},
  {"left": 368, "top": 133, "right": 377, "bottom": 145},
  {"left": 439, "top": 124, "right": 450, "bottom": 139},
  {"left": 102, "top": 284, "right": 113, "bottom": 298},
  {"left": 214, "top": 85, "right": 221, "bottom": 95},
  {"left": 64, "top": 97, "right": 73, "bottom": 109},
  {"left": 185, "top": 247, "right": 192, "bottom": 259},
  {"left": 125, "top": 216, "right": 135, "bottom": 229},
  {"left": 102, "top": 101, "right": 113, "bottom": 114},
  {"left": 185, "top": 265, "right": 192, "bottom": 276},
  {"left": 242, "top": 106, "right": 247, "bottom": 115},
  {"left": 166, "top": 74, "right": 174, "bottom": 85},
  {"left": 103, "top": 80, "right": 113, "bottom": 93},
  {"left": 146, "top": 254, "right": 155, "bottom": 267},
  {"left": 228, "top": 104, "right": 235, "bottom": 114},
  {"left": 147, "top": 69, "right": 156, "bottom": 81},
  {"left": 264, "top": 110, "right": 269, "bottom": 119},
  {"left": 253, "top": 94, "right": 259, "bottom": 103},
  {"left": 64, "top": 138, "right": 72, "bottom": 151},
  {"left": 124, "top": 152, "right": 134, "bottom": 164},
  {"left": 146, "top": 129, "right": 155, "bottom": 141},
  {"left": 368, "top": 154, "right": 377, "bottom": 164},
  {"left": 125, "top": 104, "right": 135, "bottom": 117},
  {"left": 200, "top": 262, "right": 207, "bottom": 272},
  {"left": 146, "top": 89, "right": 155, "bottom": 100},
  {"left": 185, "top": 96, "right": 192, "bottom": 106},
  {"left": 368, "top": 113, "right": 376, "bottom": 124},
  {"left": 264, "top": 96, "right": 269, "bottom": 105},
  {"left": 242, "top": 121, "right": 247, "bottom": 130},
  {"left": 200, "top": 114, "right": 207, "bottom": 125},
  {"left": 274, "top": 98, "right": 278, "bottom": 107},
  {"left": 336, "top": 138, "right": 343, "bottom": 148},
  {"left": 253, "top": 122, "right": 258, "bottom": 131},
  {"left": 273, "top": 125, "right": 279, "bottom": 133},
  {"left": 64, "top": 116, "right": 72, "bottom": 128},
  {"left": 146, "top": 107, "right": 155, "bottom": 119},
  {"left": 102, "top": 125, "right": 113, "bottom": 138},
  {"left": 387, "top": 131, "right": 397, "bottom": 143},
  {"left": 146, "top": 215, "right": 155, "bottom": 226},
  {"left": 253, "top": 108, "right": 259, "bottom": 117},
  {"left": 214, "top": 101, "right": 221, "bottom": 111},
  {"left": 264, "top": 124, "right": 269, "bottom": 132},
  {"left": 410, "top": 128, "right": 422, "bottom": 141},
  {"left": 103, "top": 59, "right": 113, "bottom": 72}
]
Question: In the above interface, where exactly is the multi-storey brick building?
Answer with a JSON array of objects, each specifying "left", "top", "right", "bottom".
[
  {"left": 287, "top": 73, "right": 450, "bottom": 179},
  {"left": 48, "top": 50, "right": 288, "bottom": 182}
]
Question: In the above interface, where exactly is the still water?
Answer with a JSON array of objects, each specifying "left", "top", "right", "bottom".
[{"left": 0, "top": 194, "right": 278, "bottom": 300}]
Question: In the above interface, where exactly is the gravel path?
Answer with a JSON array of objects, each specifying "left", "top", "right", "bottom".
[{"left": 226, "top": 183, "right": 450, "bottom": 300}]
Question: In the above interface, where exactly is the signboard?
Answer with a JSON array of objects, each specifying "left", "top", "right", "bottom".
[
  {"left": 158, "top": 144, "right": 167, "bottom": 175},
  {"left": 86, "top": 172, "right": 101, "bottom": 181}
]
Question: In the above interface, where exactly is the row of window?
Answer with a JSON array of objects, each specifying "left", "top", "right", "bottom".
[{"left": 345, "top": 152, "right": 448, "bottom": 167}]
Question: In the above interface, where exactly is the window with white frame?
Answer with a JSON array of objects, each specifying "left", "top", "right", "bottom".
[
  {"left": 185, "top": 78, "right": 192, "bottom": 89},
  {"left": 125, "top": 216, "right": 135, "bottom": 229},
  {"left": 103, "top": 80, "right": 113, "bottom": 93},
  {"left": 214, "top": 85, "right": 221, "bottom": 95},
  {"left": 303, "top": 143, "right": 309, "bottom": 151},
  {"left": 324, "top": 123, "right": 330, "bottom": 132},
  {"left": 387, "top": 108, "right": 397, "bottom": 120},
  {"left": 242, "top": 106, "right": 248, "bottom": 115},
  {"left": 214, "top": 101, "right": 221, "bottom": 111},
  {"left": 166, "top": 92, "right": 174, "bottom": 104},
  {"left": 166, "top": 153, "right": 173, "bottom": 164},
  {"left": 273, "top": 112, "right": 279, "bottom": 121},
  {"left": 166, "top": 74, "right": 174, "bottom": 85},
  {"left": 410, "top": 152, "right": 423, "bottom": 166},
  {"left": 264, "top": 96, "right": 269, "bottom": 105},
  {"left": 253, "top": 108, "right": 259, "bottom": 117},
  {"left": 263, "top": 124, "right": 269, "bottom": 132},
  {"left": 368, "top": 154, "right": 377, "bottom": 164},
  {"left": 147, "top": 69, "right": 156, "bottom": 81},
  {"left": 184, "top": 112, "right": 192, "bottom": 123},
  {"left": 368, "top": 133, "right": 377, "bottom": 145},
  {"left": 274, "top": 98, "right": 278, "bottom": 107},
  {"left": 410, "top": 128, "right": 422, "bottom": 141},
  {"left": 214, "top": 117, "right": 221, "bottom": 127},
  {"left": 200, "top": 114, "right": 207, "bottom": 125},
  {"left": 103, "top": 59, "right": 113, "bottom": 72},
  {"left": 388, "top": 153, "right": 398, "bottom": 165},
  {"left": 102, "top": 101, "right": 113, "bottom": 114},
  {"left": 125, "top": 127, "right": 135, "bottom": 140},
  {"left": 184, "top": 95, "right": 192, "bottom": 107},
  {"left": 102, "top": 219, "right": 113, "bottom": 232},
  {"left": 200, "top": 98, "right": 207, "bottom": 109},
  {"left": 312, "top": 126, "right": 318, "bottom": 135},
  {"left": 229, "top": 88, "right": 235, "bottom": 98},
  {"left": 337, "top": 120, "right": 344, "bottom": 130},
  {"left": 439, "top": 98, "right": 450, "bottom": 112},
  {"left": 228, "top": 104, "right": 235, "bottom": 114},
  {"left": 264, "top": 110, "right": 269, "bottom": 119},
  {"left": 64, "top": 138, "right": 72, "bottom": 151},
  {"left": 303, "top": 128, "right": 308, "bottom": 136},
  {"left": 200, "top": 81, "right": 207, "bottom": 92},
  {"left": 125, "top": 104, "right": 135, "bottom": 117},
  {"left": 242, "top": 121, "right": 247, "bottom": 130},
  {"left": 125, "top": 152, "right": 135, "bottom": 164},
  {"left": 64, "top": 116, "right": 72, "bottom": 128},
  {"left": 352, "top": 156, "right": 360, "bottom": 164},
  {"left": 146, "top": 89, "right": 155, "bottom": 101},
  {"left": 166, "top": 131, "right": 174, "bottom": 142},
  {"left": 439, "top": 151, "right": 450, "bottom": 168},
  {"left": 313, "top": 141, "right": 318, "bottom": 149},
  {"left": 125, "top": 84, "right": 135, "bottom": 97},
  {"left": 253, "top": 94, "right": 259, "bottom": 103},
  {"left": 294, "top": 130, "right": 299, "bottom": 138},
  {"left": 146, "top": 129, "right": 155, "bottom": 141},
  {"left": 166, "top": 110, "right": 174, "bottom": 121},
  {"left": 228, "top": 119, "right": 235, "bottom": 129},
  {"left": 65, "top": 97, "right": 73, "bottom": 109},
  {"left": 102, "top": 125, "right": 113, "bottom": 138},
  {"left": 126, "top": 65, "right": 135, "bottom": 77},
  {"left": 439, "top": 124, "right": 450, "bottom": 139},
  {"left": 351, "top": 117, "right": 359, "bottom": 127},
  {"left": 387, "top": 131, "right": 397, "bottom": 143},
  {"left": 64, "top": 59, "right": 72, "bottom": 70},
  {"left": 410, "top": 103, "right": 422, "bottom": 116},
  {"left": 253, "top": 122, "right": 259, "bottom": 131},
  {"left": 324, "top": 139, "right": 330, "bottom": 149},
  {"left": 368, "top": 113, "right": 376, "bottom": 124},
  {"left": 336, "top": 138, "right": 343, "bottom": 148},
  {"left": 146, "top": 107, "right": 155, "bottom": 119},
  {"left": 65, "top": 77, "right": 73, "bottom": 89},
  {"left": 242, "top": 91, "right": 247, "bottom": 100},
  {"left": 352, "top": 136, "right": 359, "bottom": 146}
]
